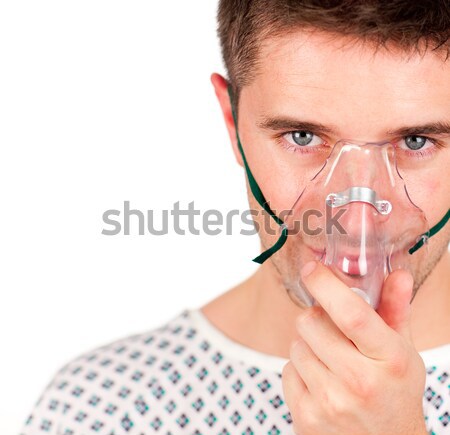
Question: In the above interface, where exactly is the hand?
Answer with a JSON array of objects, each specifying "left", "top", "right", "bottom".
[{"left": 281, "top": 261, "right": 428, "bottom": 435}]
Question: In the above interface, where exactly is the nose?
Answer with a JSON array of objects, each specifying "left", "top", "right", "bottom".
[
  {"left": 329, "top": 201, "right": 389, "bottom": 249},
  {"left": 325, "top": 141, "right": 395, "bottom": 190}
]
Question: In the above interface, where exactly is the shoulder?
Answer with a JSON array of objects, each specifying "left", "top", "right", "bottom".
[
  {"left": 53, "top": 307, "right": 195, "bottom": 387},
  {"left": 20, "top": 309, "right": 194, "bottom": 435}
]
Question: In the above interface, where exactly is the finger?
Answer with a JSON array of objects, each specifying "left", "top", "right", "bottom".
[
  {"left": 301, "top": 260, "right": 398, "bottom": 360},
  {"left": 289, "top": 331, "right": 331, "bottom": 394},
  {"left": 282, "top": 360, "right": 309, "bottom": 406},
  {"left": 282, "top": 361, "right": 310, "bottom": 435},
  {"left": 295, "top": 305, "right": 364, "bottom": 377},
  {"left": 376, "top": 269, "right": 414, "bottom": 342}
]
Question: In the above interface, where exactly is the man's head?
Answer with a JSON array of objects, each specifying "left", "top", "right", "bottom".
[{"left": 212, "top": 0, "right": 450, "bottom": 302}]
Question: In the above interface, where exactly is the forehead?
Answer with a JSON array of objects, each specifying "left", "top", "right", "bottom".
[{"left": 242, "top": 30, "right": 450, "bottom": 138}]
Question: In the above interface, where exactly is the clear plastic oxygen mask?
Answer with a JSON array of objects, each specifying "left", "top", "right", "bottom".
[{"left": 279, "top": 139, "right": 429, "bottom": 309}]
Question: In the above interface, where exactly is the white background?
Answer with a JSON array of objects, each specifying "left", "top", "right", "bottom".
[{"left": 0, "top": 1, "right": 259, "bottom": 433}]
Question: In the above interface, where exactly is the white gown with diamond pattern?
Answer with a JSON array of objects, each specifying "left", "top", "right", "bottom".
[{"left": 19, "top": 309, "right": 450, "bottom": 435}]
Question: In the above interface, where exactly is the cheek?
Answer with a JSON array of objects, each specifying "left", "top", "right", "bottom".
[
  {"left": 426, "top": 176, "right": 441, "bottom": 193},
  {"left": 410, "top": 175, "right": 449, "bottom": 225},
  {"left": 240, "top": 138, "right": 308, "bottom": 216},
  {"left": 418, "top": 177, "right": 441, "bottom": 205},
  {"left": 259, "top": 170, "right": 314, "bottom": 223},
  {"left": 245, "top": 162, "right": 311, "bottom": 241}
]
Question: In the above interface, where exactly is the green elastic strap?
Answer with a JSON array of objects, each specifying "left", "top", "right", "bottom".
[
  {"left": 227, "top": 85, "right": 288, "bottom": 264},
  {"left": 408, "top": 208, "right": 450, "bottom": 254}
]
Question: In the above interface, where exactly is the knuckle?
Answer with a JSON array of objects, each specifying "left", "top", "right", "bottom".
[
  {"left": 326, "top": 393, "right": 348, "bottom": 416},
  {"left": 354, "top": 373, "right": 377, "bottom": 400},
  {"left": 386, "top": 349, "right": 409, "bottom": 378},
  {"left": 296, "top": 306, "right": 323, "bottom": 328},
  {"left": 319, "top": 388, "right": 344, "bottom": 415},
  {"left": 344, "top": 366, "right": 377, "bottom": 399},
  {"left": 301, "top": 409, "right": 320, "bottom": 431},
  {"left": 317, "top": 386, "right": 331, "bottom": 407},
  {"left": 342, "top": 308, "right": 368, "bottom": 331},
  {"left": 318, "top": 378, "right": 350, "bottom": 417}
]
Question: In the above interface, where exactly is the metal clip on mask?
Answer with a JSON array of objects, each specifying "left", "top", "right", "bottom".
[{"left": 227, "top": 85, "right": 450, "bottom": 309}]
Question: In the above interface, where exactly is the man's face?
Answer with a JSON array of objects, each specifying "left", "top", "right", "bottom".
[{"left": 237, "top": 30, "right": 450, "bottom": 299}]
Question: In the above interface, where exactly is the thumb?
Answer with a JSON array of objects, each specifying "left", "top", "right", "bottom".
[{"left": 376, "top": 269, "right": 414, "bottom": 341}]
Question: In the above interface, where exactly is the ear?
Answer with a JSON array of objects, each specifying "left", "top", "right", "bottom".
[{"left": 210, "top": 73, "right": 244, "bottom": 167}]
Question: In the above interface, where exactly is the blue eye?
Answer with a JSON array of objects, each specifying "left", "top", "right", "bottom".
[
  {"left": 284, "top": 131, "right": 323, "bottom": 147},
  {"left": 403, "top": 135, "right": 429, "bottom": 151},
  {"left": 292, "top": 131, "right": 314, "bottom": 146}
]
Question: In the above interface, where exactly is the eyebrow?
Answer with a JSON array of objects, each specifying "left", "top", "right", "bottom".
[
  {"left": 257, "top": 116, "right": 450, "bottom": 137},
  {"left": 386, "top": 121, "right": 450, "bottom": 137}
]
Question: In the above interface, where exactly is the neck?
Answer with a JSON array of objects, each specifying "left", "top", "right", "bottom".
[{"left": 410, "top": 249, "right": 450, "bottom": 351}]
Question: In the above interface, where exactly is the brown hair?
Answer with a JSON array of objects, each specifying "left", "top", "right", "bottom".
[{"left": 217, "top": 0, "right": 450, "bottom": 106}]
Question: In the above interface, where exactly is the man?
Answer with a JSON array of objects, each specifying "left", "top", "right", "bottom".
[{"left": 21, "top": 1, "right": 450, "bottom": 434}]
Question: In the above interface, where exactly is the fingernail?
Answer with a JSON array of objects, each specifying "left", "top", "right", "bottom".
[{"left": 301, "top": 261, "right": 317, "bottom": 279}]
